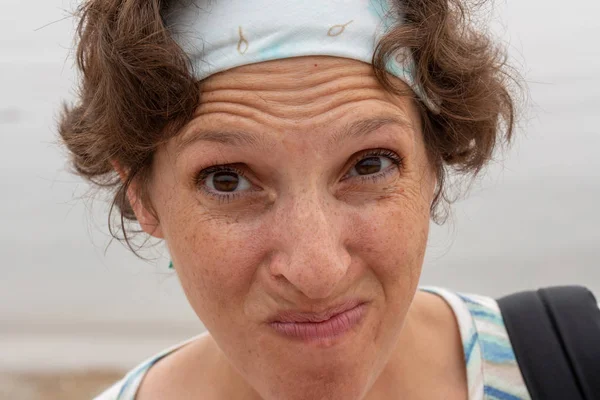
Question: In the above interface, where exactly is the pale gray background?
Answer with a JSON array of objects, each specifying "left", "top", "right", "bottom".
[{"left": 1, "top": 0, "right": 598, "bottom": 372}]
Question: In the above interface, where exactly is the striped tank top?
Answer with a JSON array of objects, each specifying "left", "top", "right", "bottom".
[{"left": 94, "top": 287, "right": 531, "bottom": 400}]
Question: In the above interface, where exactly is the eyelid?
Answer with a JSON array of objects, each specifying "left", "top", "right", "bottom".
[
  {"left": 194, "top": 164, "right": 247, "bottom": 184},
  {"left": 354, "top": 149, "right": 401, "bottom": 165}
]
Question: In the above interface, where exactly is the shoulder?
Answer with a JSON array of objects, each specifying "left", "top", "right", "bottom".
[
  {"left": 409, "top": 290, "right": 469, "bottom": 398},
  {"left": 420, "top": 286, "right": 522, "bottom": 363},
  {"left": 420, "top": 286, "right": 507, "bottom": 334},
  {"left": 420, "top": 286, "right": 532, "bottom": 400},
  {"left": 93, "top": 333, "right": 209, "bottom": 400},
  {"left": 134, "top": 332, "right": 220, "bottom": 400}
]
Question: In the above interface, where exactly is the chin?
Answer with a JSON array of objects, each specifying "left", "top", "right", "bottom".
[
  {"left": 246, "top": 338, "right": 381, "bottom": 400},
  {"left": 257, "top": 367, "right": 373, "bottom": 400}
]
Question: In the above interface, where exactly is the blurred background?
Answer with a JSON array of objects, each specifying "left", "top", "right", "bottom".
[{"left": 1, "top": 0, "right": 599, "bottom": 398}]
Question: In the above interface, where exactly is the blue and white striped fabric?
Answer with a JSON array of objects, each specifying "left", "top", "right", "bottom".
[{"left": 94, "top": 287, "right": 531, "bottom": 400}]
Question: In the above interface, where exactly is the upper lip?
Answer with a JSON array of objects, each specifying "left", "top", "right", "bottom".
[{"left": 268, "top": 299, "right": 365, "bottom": 323}]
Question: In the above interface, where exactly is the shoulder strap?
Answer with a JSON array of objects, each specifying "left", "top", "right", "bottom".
[{"left": 497, "top": 286, "right": 600, "bottom": 400}]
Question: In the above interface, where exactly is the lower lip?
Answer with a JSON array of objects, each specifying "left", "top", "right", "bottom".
[{"left": 269, "top": 304, "right": 367, "bottom": 343}]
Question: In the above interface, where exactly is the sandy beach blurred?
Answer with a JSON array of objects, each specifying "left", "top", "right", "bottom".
[{"left": 0, "top": 371, "right": 123, "bottom": 400}]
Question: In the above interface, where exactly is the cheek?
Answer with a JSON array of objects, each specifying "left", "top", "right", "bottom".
[
  {"left": 164, "top": 203, "right": 271, "bottom": 327},
  {"left": 351, "top": 190, "right": 430, "bottom": 287}
]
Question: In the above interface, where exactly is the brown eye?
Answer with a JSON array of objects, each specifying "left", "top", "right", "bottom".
[
  {"left": 355, "top": 157, "right": 382, "bottom": 175},
  {"left": 211, "top": 172, "right": 240, "bottom": 192}
]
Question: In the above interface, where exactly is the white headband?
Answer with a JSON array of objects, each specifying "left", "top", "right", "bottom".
[{"left": 165, "top": 0, "right": 434, "bottom": 110}]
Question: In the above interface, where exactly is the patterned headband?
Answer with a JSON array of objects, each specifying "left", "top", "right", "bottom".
[{"left": 165, "top": 0, "right": 436, "bottom": 110}]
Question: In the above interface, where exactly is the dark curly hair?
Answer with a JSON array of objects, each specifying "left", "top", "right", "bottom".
[{"left": 58, "top": 0, "right": 520, "bottom": 253}]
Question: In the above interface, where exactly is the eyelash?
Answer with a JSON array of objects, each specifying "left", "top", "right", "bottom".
[{"left": 194, "top": 149, "right": 404, "bottom": 203}]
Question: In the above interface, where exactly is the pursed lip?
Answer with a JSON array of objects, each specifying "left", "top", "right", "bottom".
[{"left": 268, "top": 299, "right": 366, "bottom": 323}]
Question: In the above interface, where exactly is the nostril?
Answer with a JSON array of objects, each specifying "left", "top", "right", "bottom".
[{"left": 266, "top": 251, "right": 289, "bottom": 278}]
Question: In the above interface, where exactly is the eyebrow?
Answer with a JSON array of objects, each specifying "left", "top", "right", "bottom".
[
  {"left": 327, "top": 116, "right": 413, "bottom": 148},
  {"left": 175, "top": 115, "right": 413, "bottom": 156}
]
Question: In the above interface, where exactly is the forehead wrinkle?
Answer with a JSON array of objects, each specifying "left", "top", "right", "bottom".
[{"left": 174, "top": 113, "right": 415, "bottom": 158}]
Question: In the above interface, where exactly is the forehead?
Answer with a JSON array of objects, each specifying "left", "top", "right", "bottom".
[
  {"left": 198, "top": 56, "right": 417, "bottom": 113},
  {"left": 171, "top": 56, "right": 422, "bottom": 152}
]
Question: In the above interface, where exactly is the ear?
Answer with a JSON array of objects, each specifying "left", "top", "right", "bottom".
[{"left": 111, "top": 160, "right": 164, "bottom": 239}]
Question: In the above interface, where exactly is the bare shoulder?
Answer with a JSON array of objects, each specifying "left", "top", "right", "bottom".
[
  {"left": 414, "top": 291, "right": 462, "bottom": 333},
  {"left": 135, "top": 333, "right": 219, "bottom": 400},
  {"left": 410, "top": 291, "right": 469, "bottom": 400}
]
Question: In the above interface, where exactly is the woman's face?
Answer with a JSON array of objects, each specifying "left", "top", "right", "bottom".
[{"left": 135, "top": 56, "right": 436, "bottom": 400}]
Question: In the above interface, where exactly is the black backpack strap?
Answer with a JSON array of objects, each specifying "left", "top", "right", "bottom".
[
  {"left": 538, "top": 286, "right": 600, "bottom": 399},
  {"left": 497, "top": 286, "right": 600, "bottom": 400}
]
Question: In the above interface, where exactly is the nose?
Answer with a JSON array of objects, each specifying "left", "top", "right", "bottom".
[{"left": 269, "top": 194, "right": 352, "bottom": 300}]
